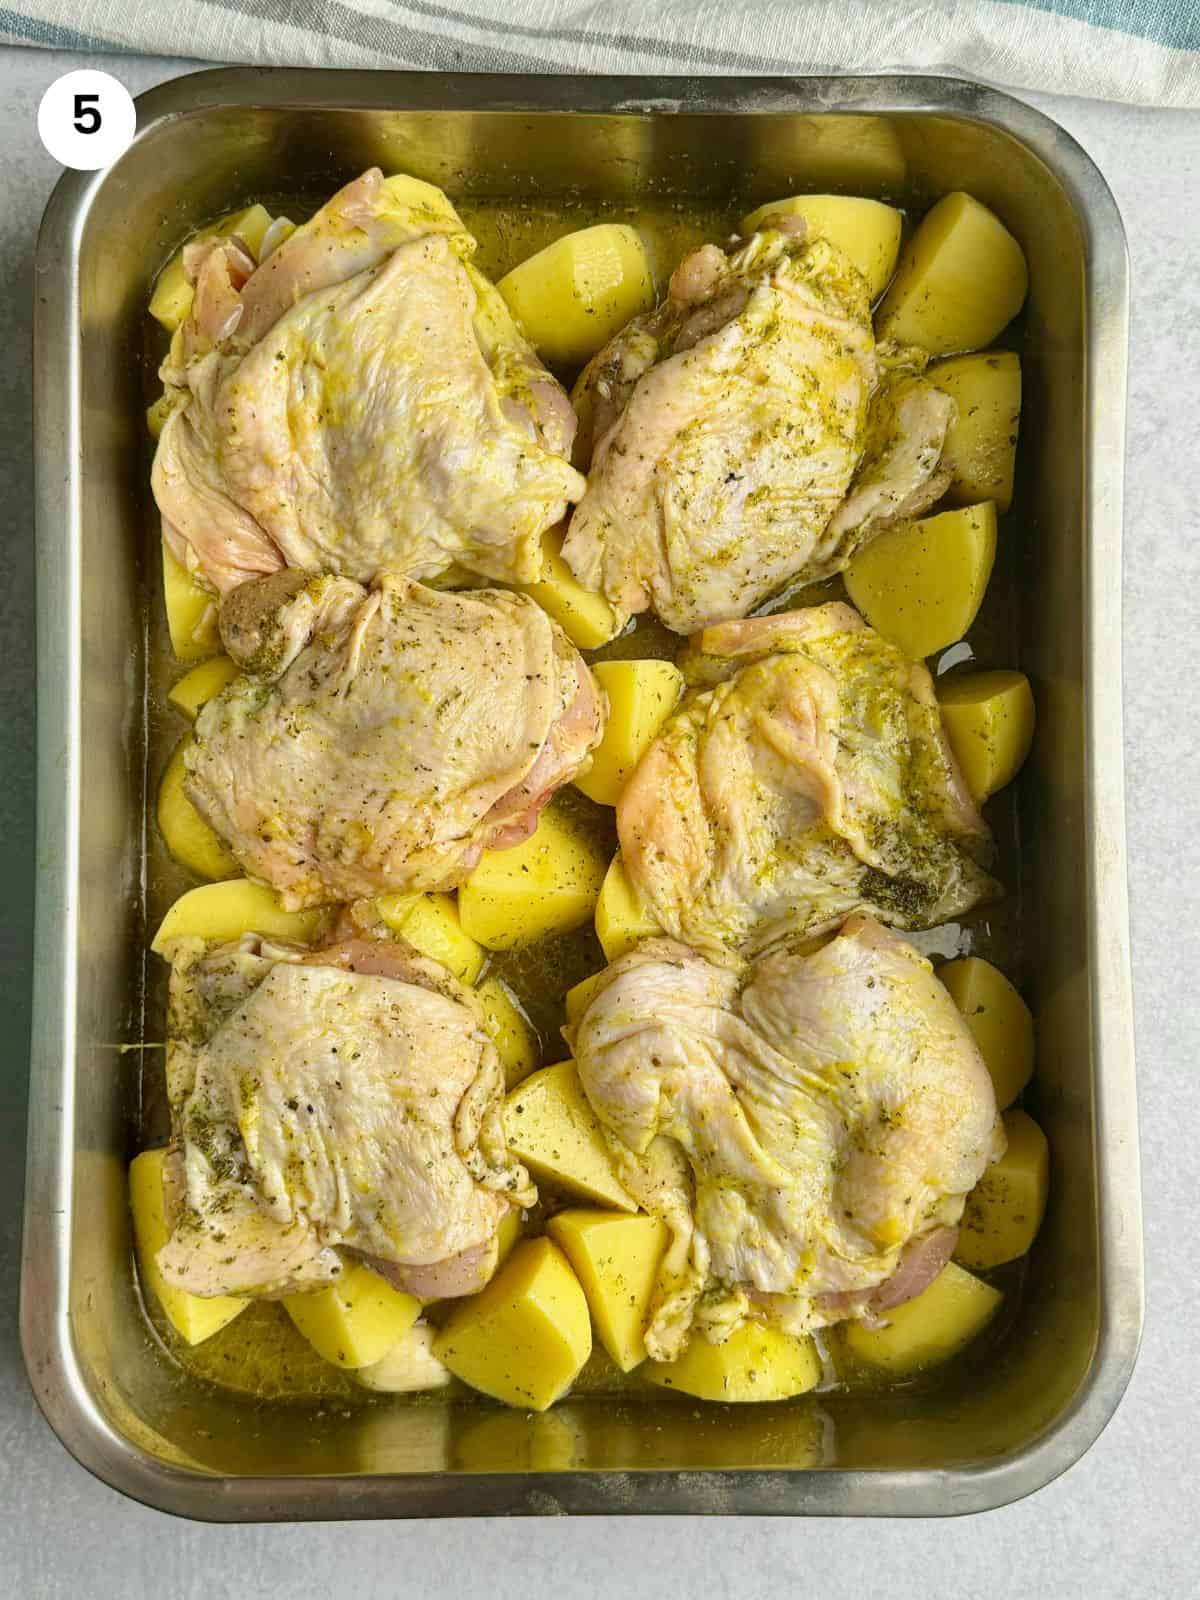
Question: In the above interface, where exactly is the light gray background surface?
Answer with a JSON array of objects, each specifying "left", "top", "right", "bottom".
[{"left": 1, "top": 45, "right": 1195, "bottom": 1599}]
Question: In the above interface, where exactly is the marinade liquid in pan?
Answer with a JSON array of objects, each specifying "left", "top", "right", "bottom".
[{"left": 140, "top": 193, "right": 1028, "bottom": 1406}]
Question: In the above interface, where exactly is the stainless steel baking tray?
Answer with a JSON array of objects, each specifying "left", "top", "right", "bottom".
[{"left": 24, "top": 67, "right": 1142, "bottom": 1520}]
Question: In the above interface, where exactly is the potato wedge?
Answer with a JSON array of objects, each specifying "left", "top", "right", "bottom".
[
  {"left": 434, "top": 1238, "right": 592, "bottom": 1410},
  {"left": 151, "top": 879, "right": 322, "bottom": 954},
  {"left": 157, "top": 739, "right": 239, "bottom": 882},
  {"left": 564, "top": 969, "right": 608, "bottom": 1027},
  {"left": 956, "top": 1109, "right": 1049, "bottom": 1270},
  {"left": 377, "top": 891, "right": 485, "bottom": 984},
  {"left": 354, "top": 1321, "right": 452, "bottom": 1393},
  {"left": 284, "top": 1263, "right": 421, "bottom": 1369},
  {"left": 875, "top": 191, "right": 1028, "bottom": 356},
  {"left": 844, "top": 502, "right": 998, "bottom": 659},
  {"left": 477, "top": 975, "right": 540, "bottom": 1088},
  {"left": 938, "top": 669, "right": 1035, "bottom": 803},
  {"left": 928, "top": 351, "right": 1021, "bottom": 512},
  {"left": 547, "top": 1210, "right": 668, "bottom": 1372},
  {"left": 740, "top": 194, "right": 902, "bottom": 300},
  {"left": 840, "top": 1261, "right": 1002, "bottom": 1376},
  {"left": 938, "top": 955, "right": 1034, "bottom": 1109},
  {"left": 574, "top": 659, "right": 684, "bottom": 806},
  {"left": 504, "top": 1060, "right": 636, "bottom": 1211},
  {"left": 516, "top": 524, "right": 622, "bottom": 650},
  {"left": 497, "top": 224, "right": 655, "bottom": 368},
  {"left": 595, "top": 854, "right": 664, "bottom": 963},
  {"left": 167, "top": 655, "right": 240, "bottom": 720},
  {"left": 129, "top": 1148, "right": 249, "bottom": 1346},
  {"left": 459, "top": 807, "right": 607, "bottom": 951},
  {"left": 162, "top": 541, "right": 220, "bottom": 662},
  {"left": 149, "top": 203, "right": 274, "bottom": 333},
  {"left": 145, "top": 391, "right": 180, "bottom": 441},
  {"left": 645, "top": 1322, "right": 822, "bottom": 1404}
]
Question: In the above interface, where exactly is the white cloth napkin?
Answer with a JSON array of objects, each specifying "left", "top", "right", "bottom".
[{"left": 4, "top": 0, "right": 1199, "bottom": 106}]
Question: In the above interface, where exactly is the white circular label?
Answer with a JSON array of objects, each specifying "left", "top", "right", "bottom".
[{"left": 38, "top": 70, "right": 136, "bottom": 171}]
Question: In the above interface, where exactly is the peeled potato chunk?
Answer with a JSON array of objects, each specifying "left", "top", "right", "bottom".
[
  {"left": 844, "top": 502, "right": 998, "bottom": 659},
  {"left": 516, "top": 525, "right": 622, "bottom": 650},
  {"left": 928, "top": 351, "right": 1021, "bottom": 513},
  {"left": 740, "top": 194, "right": 902, "bottom": 300},
  {"left": 504, "top": 1059, "right": 636, "bottom": 1211},
  {"left": 498, "top": 224, "right": 655, "bottom": 368},
  {"left": 575, "top": 659, "right": 684, "bottom": 806},
  {"left": 162, "top": 542, "right": 220, "bottom": 662},
  {"left": 459, "top": 807, "right": 607, "bottom": 951},
  {"left": 841, "top": 1261, "right": 1002, "bottom": 1376},
  {"left": 377, "top": 891, "right": 485, "bottom": 984},
  {"left": 564, "top": 969, "right": 607, "bottom": 1027},
  {"left": 149, "top": 203, "right": 274, "bottom": 333},
  {"left": 547, "top": 1210, "right": 668, "bottom": 1372},
  {"left": 167, "top": 655, "right": 240, "bottom": 720},
  {"left": 645, "top": 1322, "right": 822, "bottom": 1404},
  {"left": 477, "top": 975, "right": 540, "bottom": 1088},
  {"left": 875, "top": 191, "right": 1028, "bottom": 356},
  {"left": 146, "top": 391, "right": 179, "bottom": 441},
  {"left": 956, "top": 1109, "right": 1049, "bottom": 1270},
  {"left": 595, "top": 854, "right": 664, "bottom": 962},
  {"left": 151, "top": 879, "right": 322, "bottom": 954},
  {"left": 355, "top": 1321, "right": 452, "bottom": 1393},
  {"left": 284, "top": 1263, "right": 421, "bottom": 1370},
  {"left": 129, "top": 1149, "right": 249, "bottom": 1346},
  {"left": 938, "top": 669, "right": 1035, "bottom": 804},
  {"left": 157, "top": 739, "right": 239, "bottom": 882},
  {"left": 434, "top": 1238, "right": 592, "bottom": 1411},
  {"left": 938, "top": 955, "right": 1034, "bottom": 1109}
]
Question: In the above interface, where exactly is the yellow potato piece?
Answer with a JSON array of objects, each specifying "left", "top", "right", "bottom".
[
  {"left": 841, "top": 1261, "right": 1002, "bottom": 1376},
  {"left": 149, "top": 203, "right": 274, "bottom": 333},
  {"left": 875, "top": 190, "right": 1028, "bottom": 356},
  {"left": 504, "top": 1060, "right": 636, "bottom": 1211},
  {"left": 956, "top": 1109, "right": 1049, "bottom": 1270},
  {"left": 162, "top": 541, "right": 220, "bottom": 662},
  {"left": 377, "top": 891, "right": 485, "bottom": 984},
  {"left": 459, "top": 806, "right": 607, "bottom": 951},
  {"left": 477, "top": 976, "right": 540, "bottom": 1087},
  {"left": 284, "top": 1263, "right": 421, "bottom": 1369},
  {"left": 167, "top": 655, "right": 240, "bottom": 720},
  {"left": 740, "top": 194, "right": 902, "bottom": 300},
  {"left": 844, "top": 502, "right": 998, "bottom": 660},
  {"left": 151, "top": 878, "right": 322, "bottom": 955},
  {"left": 928, "top": 352, "right": 1022, "bottom": 513},
  {"left": 129, "top": 1149, "right": 249, "bottom": 1345},
  {"left": 516, "top": 525, "right": 622, "bottom": 650},
  {"left": 547, "top": 1210, "right": 668, "bottom": 1372},
  {"left": 645, "top": 1322, "right": 822, "bottom": 1404},
  {"left": 564, "top": 969, "right": 608, "bottom": 1026},
  {"left": 938, "top": 955, "right": 1034, "bottom": 1109},
  {"left": 157, "top": 739, "right": 239, "bottom": 882},
  {"left": 145, "top": 391, "right": 180, "bottom": 441},
  {"left": 938, "top": 669, "right": 1035, "bottom": 804},
  {"left": 498, "top": 224, "right": 655, "bottom": 368},
  {"left": 433, "top": 1237, "right": 592, "bottom": 1410},
  {"left": 495, "top": 1204, "right": 525, "bottom": 1267},
  {"left": 595, "top": 854, "right": 664, "bottom": 962},
  {"left": 355, "top": 1321, "right": 452, "bottom": 1393},
  {"left": 575, "top": 659, "right": 684, "bottom": 806}
]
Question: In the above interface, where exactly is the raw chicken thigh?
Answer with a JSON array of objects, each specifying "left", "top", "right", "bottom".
[
  {"left": 619, "top": 602, "right": 996, "bottom": 963},
  {"left": 569, "top": 913, "right": 1003, "bottom": 1358},
  {"left": 157, "top": 932, "right": 535, "bottom": 1300},
  {"left": 564, "top": 221, "right": 953, "bottom": 634},
  {"left": 186, "top": 569, "right": 604, "bottom": 908},
  {"left": 152, "top": 168, "right": 584, "bottom": 595}
]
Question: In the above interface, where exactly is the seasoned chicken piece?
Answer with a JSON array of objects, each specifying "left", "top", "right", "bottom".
[
  {"left": 152, "top": 168, "right": 584, "bottom": 596},
  {"left": 619, "top": 603, "right": 996, "bottom": 963},
  {"left": 569, "top": 914, "right": 1003, "bottom": 1357},
  {"left": 186, "top": 570, "right": 604, "bottom": 909},
  {"left": 157, "top": 932, "right": 535, "bottom": 1300},
  {"left": 564, "top": 225, "right": 953, "bottom": 634}
]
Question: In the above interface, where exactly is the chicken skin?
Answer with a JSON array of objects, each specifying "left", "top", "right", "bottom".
[
  {"left": 157, "top": 932, "right": 535, "bottom": 1301},
  {"left": 564, "top": 222, "right": 953, "bottom": 634},
  {"left": 186, "top": 569, "right": 604, "bottom": 909},
  {"left": 152, "top": 168, "right": 584, "bottom": 596},
  {"left": 619, "top": 603, "right": 996, "bottom": 963},
  {"left": 568, "top": 914, "right": 1003, "bottom": 1358}
]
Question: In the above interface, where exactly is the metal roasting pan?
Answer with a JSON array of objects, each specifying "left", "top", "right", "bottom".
[{"left": 23, "top": 68, "right": 1141, "bottom": 1520}]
